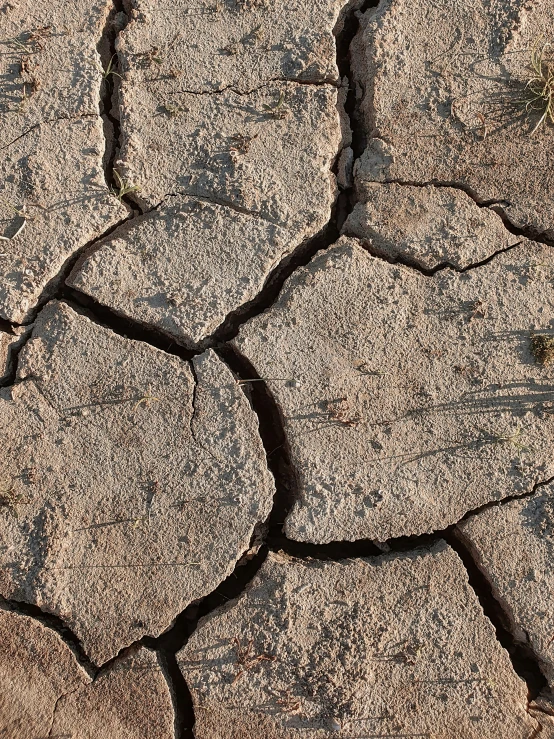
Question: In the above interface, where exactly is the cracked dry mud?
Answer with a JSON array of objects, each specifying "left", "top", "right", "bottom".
[
  {"left": 0, "top": 0, "right": 127, "bottom": 324},
  {"left": 179, "top": 546, "right": 536, "bottom": 738},
  {"left": 0, "top": 607, "right": 174, "bottom": 738},
  {"left": 2, "top": 0, "right": 554, "bottom": 737},
  {"left": 0, "top": 301, "right": 274, "bottom": 664}
]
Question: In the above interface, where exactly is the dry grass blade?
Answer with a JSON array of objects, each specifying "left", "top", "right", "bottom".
[{"left": 0, "top": 203, "right": 27, "bottom": 242}]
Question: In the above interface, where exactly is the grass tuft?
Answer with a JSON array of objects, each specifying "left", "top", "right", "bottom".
[
  {"left": 524, "top": 41, "right": 554, "bottom": 133},
  {"left": 101, "top": 54, "right": 122, "bottom": 81},
  {"left": 111, "top": 169, "right": 141, "bottom": 202}
]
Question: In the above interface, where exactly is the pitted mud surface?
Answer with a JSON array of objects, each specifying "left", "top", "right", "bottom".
[{"left": 1, "top": 0, "right": 554, "bottom": 736}]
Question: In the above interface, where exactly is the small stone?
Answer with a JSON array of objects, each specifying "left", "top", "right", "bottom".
[{"left": 531, "top": 334, "right": 554, "bottom": 365}]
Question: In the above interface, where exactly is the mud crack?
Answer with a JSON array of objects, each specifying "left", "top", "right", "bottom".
[
  {"left": 446, "top": 529, "right": 548, "bottom": 700},
  {"left": 97, "top": 0, "right": 139, "bottom": 213}
]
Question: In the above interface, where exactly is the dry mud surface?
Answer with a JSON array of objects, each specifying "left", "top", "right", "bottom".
[{"left": 1, "top": 0, "right": 554, "bottom": 737}]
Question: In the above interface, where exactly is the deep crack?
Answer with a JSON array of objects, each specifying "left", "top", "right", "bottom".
[
  {"left": 157, "top": 650, "right": 196, "bottom": 739},
  {"left": 216, "top": 344, "right": 297, "bottom": 537},
  {"left": 446, "top": 529, "right": 548, "bottom": 700},
  {"left": 97, "top": 0, "right": 139, "bottom": 213},
  {"left": 2, "top": 0, "right": 142, "bottom": 331},
  {"left": 0, "top": 595, "right": 96, "bottom": 677},
  {"left": 59, "top": 294, "right": 197, "bottom": 360},
  {"left": 0, "top": 324, "right": 33, "bottom": 389},
  {"left": 201, "top": 0, "right": 379, "bottom": 347},
  {"left": 142, "top": 548, "right": 270, "bottom": 737},
  {"left": 362, "top": 177, "right": 554, "bottom": 248},
  {"left": 334, "top": 0, "right": 380, "bottom": 230},
  {"left": 4, "top": 0, "right": 551, "bottom": 730},
  {"left": 207, "top": 218, "right": 340, "bottom": 346},
  {"left": 15, "top": 214, "right": 132, "bottom": 329}
]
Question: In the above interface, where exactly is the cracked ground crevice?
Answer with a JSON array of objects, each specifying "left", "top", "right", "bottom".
[
  {"left": 255, "top": 472, "right": 554, "bottom": 564},
  {"left": 97, "top": 0, "right": 142, "bottom": 213},
  {"left": 351, "top": 0, "right": 554, "bottom": 237},
  {"left": 205, "top": 219, "right": 341, "bottom": 346},
  {"left": 357, "top": 176, "right": 554, "bottom": 246},
  {"left": 0, "top": 323, "right": 33, "bottom": 388},
  {"left": 0, "top": 300, "right": 275, "bottom": 671},
  {"left": 144, "top": 473, "right": 554, "bottom": 737},
  {"left": 446, "top": 529, "right": 548, "bottom": 700},
  {"left": 193, "top": 0, "right": 380, "bottom": 347},
  {"left": 156, "top": 650, "right": 195, "bottom": 739},
  {"left": 61, "top": 289, "right": 199, "bottom": 357},
  {"left": 353, "top": 233, "right": 525, "bottom": 277},
  {"left": 60, "top": 0, "right": 365, "bottom": 352},
  {"left": 346, "top": 175, "right": 554, "bottom": 273},
  {"left": 65, "top": 196, "right": 337, "bottom": 351},
  {"left": 19, "top": 213, "right": 133, "bottom": 326},
  {"left": 0, "top": 3, "right": 129, "bottom": 324},
  {"left": 154, "top": 76, "right": 343, "bottom": 98},
  {"left": 64, "top": 0, "right": 365, "bottom": 348},
  {"left": 179, "top": 542, "right": 539, "bottom": 737},
  {"left": 139, "top": 544, "right": 273, "bottom": 739},
  {"left": 149, "top": 481, "right": 554, "bottom": 738},
  {"left": 139, "top": 340, "right": 306, "bottom": 737},
  {"left": 0, "top": 113, "right": 99, "bottom": 152},
  {"left": 216, "top": 343, "right": 298, "bottom": 533},
  {"left": 233, "top": 235, "right": 554, "bottom": 543}
]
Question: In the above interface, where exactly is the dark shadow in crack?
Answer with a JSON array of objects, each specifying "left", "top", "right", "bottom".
[
  {"left": 216, "top": 343, "right": 298, "bottom": 537},
  {"left": 145, "top": 548, "right": 270, "bottom": 739},
  {"left": 0, "top": 595, "right": 96, "bottom": 677},
  {"left": 446, "top": 528, "right": 548, "bottom": 699}
]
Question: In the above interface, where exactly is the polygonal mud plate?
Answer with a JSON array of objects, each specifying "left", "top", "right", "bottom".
[
  {"left": 352, "top": 0, "right": 554, "bottom": 235},
  {"left": 235, "top": 237, "right": 554, "bottom": 542},
  {"left": 67, "top": 196, "right": 293, "bottom": 346},
  {"left": 0, "top": 606, "right": 174, "bottom": 739},
  {"left": 343, "top": 183, "right": 516, "bottom": 271},
  {"left": 0, "top": 301, "right": 274, "bottom": 664},
  {"left": 118, "top": 0, "right": 361, "bottom": 93},
  {"left": 179, "top": 545, "right": 536, "bottom": 738},
  {"left": 459, "top": 481, "right": 554, "bottom": 687},
  {"left": 0, "top": 119, "right": 126, "bottom": 323}
]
